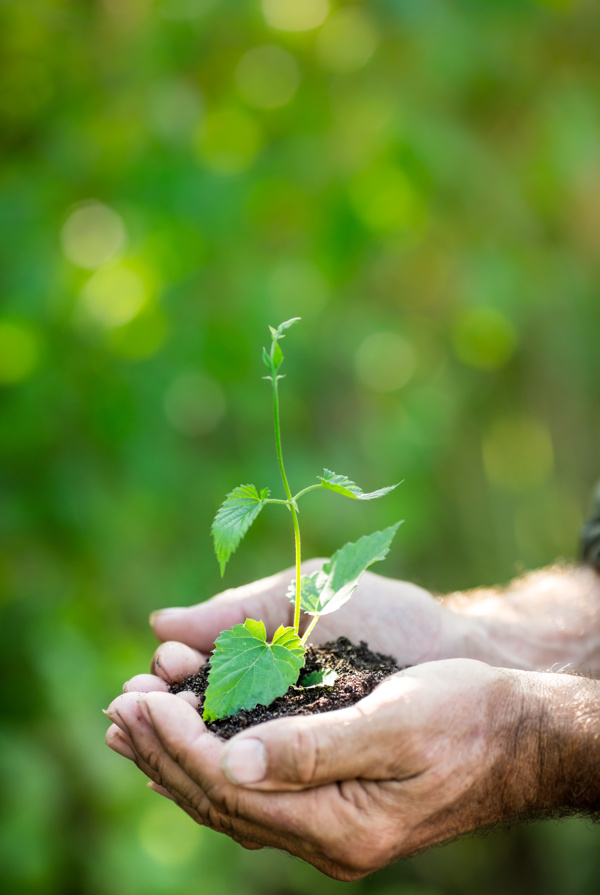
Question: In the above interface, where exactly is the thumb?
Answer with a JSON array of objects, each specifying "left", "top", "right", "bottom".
[
  {"left": 220, "top": 677, "right": 410, "bottom": 791},
  {"left": 149, "top": 567, "right": 297, "bottom": 651}
]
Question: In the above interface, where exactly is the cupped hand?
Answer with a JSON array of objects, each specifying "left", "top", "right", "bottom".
[
  {"left": 105, "top": 658, "right": 539, "bottom": 880},
  {"left": 149, "top": 563, "right": 466, "bottom": 675}
]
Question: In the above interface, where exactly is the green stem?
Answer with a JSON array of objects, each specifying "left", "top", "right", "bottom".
[
  {"left": 293, "top": 483, "right": 323, "bottom": 502},
  {"left": 263, "top": 498, "right": 294, "bottom": 507},
  {"left": 300, "top": 613, "right": 320, "bottom": 647},
  {"left": 272, "top": 377, "right": 302, "bottom": 634}
]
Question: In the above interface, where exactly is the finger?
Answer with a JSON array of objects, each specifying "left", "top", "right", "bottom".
[
  {"left": 149, "top": 567, "right": 300, "bottom": 649},
  {"left": 137, "top": 694, "right": 301, "bottom": 846},
  {"left": 146, "top": 778, "right": 206, "bottom": 827},
  {"left": 173, "top": 690, "right": 201, "bottom": 709},
  {"left": 105, "top": 725, "right": 136, "bottom": 761},
  {"left": 124, "top": 674, "right": 170, "bottom": 693},
  {"left": 145, "top": 780, "right": 204, "bottom": 827},
  {"left": 105, "top": 692, "right": 195, "bottom": 804},
  {"left": 220, "top": 674, "right": 422, "bottom": 791},
  {"left": 147, "top": 780, "right": 177, "bottom": 802},
  {"left": 151, "top": 641, "right": 205, "bottom": 683},
  {"left": 139, "top": 694, "right": 318, "bottom": 843},
  {"left": 139, "top": 692, "right": 372, "bottom": 874}
]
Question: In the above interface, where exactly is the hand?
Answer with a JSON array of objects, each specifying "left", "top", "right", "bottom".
[
  {"left": 105, "top": 659, "right": 541, "bottom": 880},
  {"left": 148, "top": 563, "right": 466, "bottom": 676}
]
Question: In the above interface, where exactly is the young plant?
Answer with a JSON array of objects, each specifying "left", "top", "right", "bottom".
[{"left": 205, "top": 318, "right": 401, "bottom": 721}]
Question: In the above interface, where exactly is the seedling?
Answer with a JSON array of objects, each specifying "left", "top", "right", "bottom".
[{"left": 205, "top": 318, "right": 401, "bottom": 721}]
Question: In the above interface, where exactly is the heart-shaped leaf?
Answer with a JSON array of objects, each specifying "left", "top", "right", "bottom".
[{"left": 203, "top": 619, "right": 305, "bottom": 721}]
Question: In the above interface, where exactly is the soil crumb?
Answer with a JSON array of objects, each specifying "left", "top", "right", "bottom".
[{"left": 169, "top": 636, "right": 402, "bottom": 740}]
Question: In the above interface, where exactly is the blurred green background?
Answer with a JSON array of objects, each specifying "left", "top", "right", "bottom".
[{"left": 2, "top": 0, "right": 600, "bottom": 892}]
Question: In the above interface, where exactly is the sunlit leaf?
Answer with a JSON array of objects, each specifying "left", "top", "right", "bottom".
[
  {"left": 289, "top": 523, "right": 401, "bottom": 616},
  {"left": 203, "top": 620, "right": 305, "bottom": 721},
  {"left": 212, "top": 484, "right": 269, "bottom": 576},
  {"left": 299, "top": 668, "right": 338, "bottom": 688},
  {"left": 318, "top": 469, "right": 398, "bottom": 500}
]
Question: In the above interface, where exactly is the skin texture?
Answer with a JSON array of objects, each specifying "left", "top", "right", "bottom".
[{"left": 105, "top": 562, "right": 600, "bottom": 880}]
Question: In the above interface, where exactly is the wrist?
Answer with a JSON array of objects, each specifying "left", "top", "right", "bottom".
[
  {"left": 519, "top": 671, "right": 600, "bottom": 815},
  {"left": 439, "top": 565, "right": 600, "bottom": 673}
]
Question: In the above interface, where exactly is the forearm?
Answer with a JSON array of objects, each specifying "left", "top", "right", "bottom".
[
  {"left": 439, "top": 565, "right": 600, "bottom": 675},
  {"left": 519, "top": 669, "right": 600, "bottom": 818}
]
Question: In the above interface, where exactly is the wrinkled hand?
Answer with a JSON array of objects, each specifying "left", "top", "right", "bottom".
[
  {"left": 105, "top": 659, "right": 539, "bottom": 880},
  {"left": 147, "top": 563, "right": 466, "bottom": 685}
]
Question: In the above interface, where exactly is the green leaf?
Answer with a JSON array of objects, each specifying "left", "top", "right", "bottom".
[
  {"left": 288, "top": 523, "right": 402, "bottom": 616},
  {"left": 271, "top": 317, "right": 301, "bottom": 341},
  {"left": 263, "top": 318, "right": 301, "bottom": 379},
  {"left": 271, "top": 339, "right": 284, "bottom": 370},
  {"left": 203, "top": 620, "right": 305, "bottom": 721},
  {"left": 212, "top": 484, "right": 270, "bottom": 576},
  {"left": 299, "top": 668, "right": 338, "bottom": 688},
  {"left": 318, "top": 469, "right": 398, "bottom": 500}
]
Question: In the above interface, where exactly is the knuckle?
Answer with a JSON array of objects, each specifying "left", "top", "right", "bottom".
[
  {"left": 323, "top": 806, "right": 398, "bottom": 877},
  {"left": 203, "top": 779, "right": 242, "bottom": 820},
  {"left": 328, "top": 835, "right": 393, "bottom": 878},
  {"left": 187, "top": 786, "right": 236, "bottom": 834}
]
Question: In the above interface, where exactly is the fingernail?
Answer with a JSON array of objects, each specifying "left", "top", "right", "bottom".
[
  {"left": 149, "top": 608, "right": 187, "bottom": 625},
  {"left": 136, "top": 696, "right": 152, "bottom": 725},
  {"left": 152, "top": 655, "right": 175, "bottom": 684},
  {"left": 147, "top": 781, "right": 176, "bottom": 802},
  {"left": 222, "top": 738, "right": 267, "bottom": 785}
]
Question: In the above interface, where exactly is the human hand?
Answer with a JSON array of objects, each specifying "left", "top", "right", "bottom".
[
  {"left": 107, "top": 563, "right": 450, "bottom": 756},
  {"left": 148, "top": 563, "right": 466, "bottom": 683},
  {"left": 105, "top": 658, "right": 543, "bottom": 880}
]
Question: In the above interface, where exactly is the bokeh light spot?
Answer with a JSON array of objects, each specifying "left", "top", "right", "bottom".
[
  {"left": 452, "top": 307, "right": 516, "bottom": 370},
  {"left": 236, "top": 45, "right": 300, "bottom": 110},
  {"left": 355, "top": 332, "right": 417, "bottom": 392},
  {"left": 148, "top": 80, "right": 203, "bottom": 143},
  {"left": 108, "top": 308, "right": 167, "bottom": 359},
  {"left": 138, "top": 802, "right": 199, "bottom": 866},
  {"left": 316, "top": 7, "right": 379, "bottom": 72},
  {"left": 61, "top": 201, "right": 127, "bottom": 270},
  {"left": 196, "top": 107, "right": 263, "bottom": 175},
  {"left": 164, "top": 372, "right": 226, "bottom": 436},
  {"left": 482, "top": 415, "right": 554, "bottom": 492},
  {"left": 262, "top": 0, "right": 329, "bottom": 32},
  {"left": 81, "top": 264, "right": 149, "bottom": 327},
  {"left": 349, "top": 165, "right": 426, "bottom": 233},
  {"left": 0, "top": 320, "right": 40, "bottom": 384}
]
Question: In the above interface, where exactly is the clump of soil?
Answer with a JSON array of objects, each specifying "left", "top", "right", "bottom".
[{"left": 169, "top": 636, "right": 402, "bottom": 740}]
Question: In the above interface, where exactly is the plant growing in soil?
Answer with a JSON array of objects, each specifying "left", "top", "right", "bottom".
[{"left": 204, "top": 318, "right": 401, "bottom": 722}]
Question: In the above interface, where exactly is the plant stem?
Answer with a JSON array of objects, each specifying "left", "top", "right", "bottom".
[
  {"left": 272, "top": 377, "right": 302, "bottom": 634},
  {"left": 293, "top": 483, "right": 323, "bottom": 502},
  {"left": 300, "top": 613, "right": 320, "bottom": 647}
]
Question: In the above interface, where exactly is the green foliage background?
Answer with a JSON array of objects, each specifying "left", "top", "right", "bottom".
[{"left": 2, "top": 0, "right": 600, "bottom": 892}]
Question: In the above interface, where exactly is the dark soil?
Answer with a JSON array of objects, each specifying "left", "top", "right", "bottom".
[{"left": 169, "top": 636, "right": 402, "bottom": 740}]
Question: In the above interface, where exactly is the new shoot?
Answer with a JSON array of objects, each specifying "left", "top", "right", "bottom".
[{"left": 205, "top": 319, "right": 401, "bottom": 721}]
